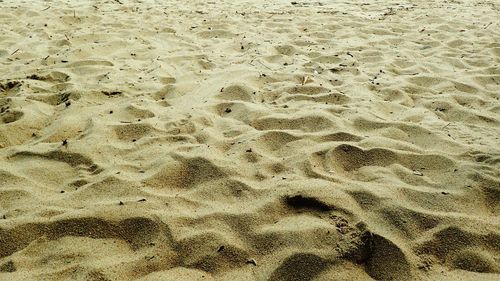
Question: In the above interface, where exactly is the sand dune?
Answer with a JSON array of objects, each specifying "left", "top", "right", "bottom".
[{"left": 1, "top": 0, "right": 499, "bottom": 280}]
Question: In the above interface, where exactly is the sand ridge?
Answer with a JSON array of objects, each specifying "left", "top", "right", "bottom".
[{"left": 0, "top": 0, "right": 499, "bottom": 280}]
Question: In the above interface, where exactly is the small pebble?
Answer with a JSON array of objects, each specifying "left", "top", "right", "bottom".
[{"left": 413, "top": 170, "right": 424, "bottom": 176}]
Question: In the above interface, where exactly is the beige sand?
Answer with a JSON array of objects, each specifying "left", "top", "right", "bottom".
[{"left": 1, "top": 0, "right": 499, "bottom": 280}]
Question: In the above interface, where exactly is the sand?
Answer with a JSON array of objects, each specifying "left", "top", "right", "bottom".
[{"left": 0, "top": 0, "right": 499, "bottom": 280}]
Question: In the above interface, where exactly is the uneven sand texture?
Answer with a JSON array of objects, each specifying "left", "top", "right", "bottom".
[{"left": 0, "top": 0, "right": 499, "bottom": 280}]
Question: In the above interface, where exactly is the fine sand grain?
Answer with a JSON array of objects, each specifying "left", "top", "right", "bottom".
[{"left": 1, "top": 0, "right": 499, "bottom": 280}]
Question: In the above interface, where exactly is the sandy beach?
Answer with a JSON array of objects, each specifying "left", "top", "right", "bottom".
[{"left": 0, "top": 0, "right": 499, "bottom": 280}]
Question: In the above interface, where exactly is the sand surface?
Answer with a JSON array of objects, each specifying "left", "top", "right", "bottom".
[{"left": 1, "top": 0, "right": 499, "bottom": 280}]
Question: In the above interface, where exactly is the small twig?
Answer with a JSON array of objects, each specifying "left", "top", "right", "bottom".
[
  {"left": 10, "top": 49, "right": 19, "bottom": 56},
  {"left": 256, "top": 60, "right": 273, "bottom": 71},
  {"left": 484, "top": 22, "right": 493, "bottom": 29},
  {"left": 114, "top": 0, "right": 123, "bottom": 4},
  {"left": 302, "top": 76, "right": 309, "bottom": 85},
  {"left": 145, "top": 67, "right": 159, "bottom": 74},
  {"left": 42, "top": 6, "right": 51, "bottom": 11}
]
